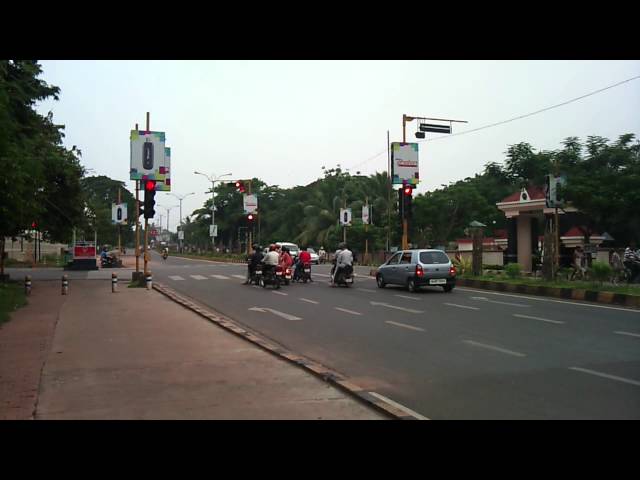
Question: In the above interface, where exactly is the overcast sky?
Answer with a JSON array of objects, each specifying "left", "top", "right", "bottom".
[{"left": 36, "top": 60, "right": 640, "bottom": 232}]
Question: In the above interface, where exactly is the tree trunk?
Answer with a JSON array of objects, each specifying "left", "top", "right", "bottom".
[
  {"left": 542, "top": 224, "right": 554, "bottom": 281},
  {"left": 472, "top": 228, "right": 483, "bottom": 276}
]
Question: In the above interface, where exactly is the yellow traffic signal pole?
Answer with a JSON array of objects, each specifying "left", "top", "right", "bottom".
[
  {"left": 143, "top": 112, "right": 150, "bottom": 277},
  {"left": 134, "top": 123, "right": 140, "bottom": 277}
]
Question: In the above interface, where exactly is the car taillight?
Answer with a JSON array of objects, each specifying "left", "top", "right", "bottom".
[
  {"left": 450, "top": 265, "right": 456, "bottom": 276},
  {"left": 416, "top": 264, "right": 424, "bottom": 277}
]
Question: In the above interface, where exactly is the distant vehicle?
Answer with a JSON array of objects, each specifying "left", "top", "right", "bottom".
[
  {"left": 376, "top": 249, "right": 456, "bottom": 293},
  {"left": 275, "top": 242, "right": 299, "bottom": 259},
  {"left": 307, "top": 247, "right": 319, "bottom": 264}
]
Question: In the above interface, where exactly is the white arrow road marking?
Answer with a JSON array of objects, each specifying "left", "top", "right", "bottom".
[
  {"left": 368, "top": 392, "right": 429, "bottom": 420},
  {"left": 168, "top": 275, "right": 185, "bottom": 281},
  {"left": 248, "top": 307, "right": 302, "bottom": 321},
  {"left": 569, "top": 367, "right": 640, "bottom": 387},
  {"left": 471, "top": 296, "right": 530, "bottom": 307},
  {"left": 272, "top": 291, "right": 288, "bottom": 296},
  {"left": 614, "top": 330, "right": 640, "bottom": 338},
  {"left": 385, "top": 321, "right": 425, "bottom": 332},
  {"left": 300, "top": 298, "right": 319, "bottom": 304},
  {"left": 232, "top": 275, "right": 247, "bottom": 279},
  {"left": 463, "top": 340, "right": 526, "bottom": 357},
  {"left": 444, "top": 303, "right": 479, "bottom": 311},
  {"left": 513, "top": 314, "right": 564, "bottom": 324},
  {"left": 395, "top": 294, "right": 421, "bottom": 301},
  {"left": 190, "top": 275, "right": 209, "bottom": 280},
  {"left": 335, "top": 307, "right": 362, "bottom": 316},
  {"left": 210, "top": 274, "right": 230, "bottom": 280},
  {"left": 370, "top": 302, "right": 424, "bottom": 314}
]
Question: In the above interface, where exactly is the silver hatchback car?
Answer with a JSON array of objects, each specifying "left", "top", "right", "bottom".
[{"left": 376, "top": 249, "right": 456, "bottom": 293}]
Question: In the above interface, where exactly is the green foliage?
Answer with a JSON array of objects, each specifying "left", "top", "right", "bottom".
[
  {"left": 589, "top": 261, "right": 612, "bottom": 285},
  {"left": 453, "top": 256, "right": 472, "bottom": 275},
  {"left": 0, "top": 281, "right": 27, "bottom": 324},
  {"left": 505, "top": 263, "right": 522, "bottom": 279}
]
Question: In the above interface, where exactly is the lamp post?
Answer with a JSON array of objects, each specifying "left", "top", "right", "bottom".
[
  {"left": 194, "top": 172, "right": 232, "bottom": 251},
  {"left": 170, "top": 192, "right": 195, "bottom": 253},
  {"left": 157, "top": 204, "right": 179, "bottom": 241}
]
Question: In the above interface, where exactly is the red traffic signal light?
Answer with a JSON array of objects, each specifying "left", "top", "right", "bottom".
[
  {"left": 403, "top": 186, "right": 413, "bottom": 196},
  {"left": 145, "top": 179, "right": 157, "bottom": 191},
  {"left": 31, "top": 221, "right": 37, "bottom": 229},
  {"left": 247, "top": 213, "right": 254, "bottom": 221},
  {"left": 235, "top": 181, "right": 245, "bottom": 193}
]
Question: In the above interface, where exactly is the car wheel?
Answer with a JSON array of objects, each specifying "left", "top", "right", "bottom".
[
  {"left": 443, "top": 285, "right": 454, "bottom": 293},
  {"left": 407, "top": 278, "right": 417, "bottom": 293},
  {"left": 376, "top": 274, "right": 386, "bottom": 288}
]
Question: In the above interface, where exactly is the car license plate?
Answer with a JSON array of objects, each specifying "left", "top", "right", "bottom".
[
  {"left": 430, "top": 278, "right": 447, "bottom": 285},
  {"left": 276, "top": 272, "right": 282, "bottom": 276},
  {"left": 304, "top": 269, "right": 310, "bottom": 273},
  {"left": 255, "top": 270, "right": 262, "bottom": 275}
]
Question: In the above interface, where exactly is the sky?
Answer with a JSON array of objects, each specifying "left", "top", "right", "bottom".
[{"left": 36, "top": 60, "right": 640, "bottom": 232}]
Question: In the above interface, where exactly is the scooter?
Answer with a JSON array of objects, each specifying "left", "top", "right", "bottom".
[
  {"left": 162, "top": 251, "right": 168, "bottom": 260},
  {"left": 100, "top": 254, "right": 116, "bottom": 268},
  {"left": 283, "top": 266, "right": 292, "bottom": 285}
]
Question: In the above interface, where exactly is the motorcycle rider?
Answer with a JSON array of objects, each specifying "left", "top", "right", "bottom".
[
  {"left": 623, "top": 243, "right": 640, "bottom": 283},
  {"left": 262, "top": 244, "right": 280, "bottom": 278},
  {"left": 295, "top": 246, "right": 313, "bottom": 282},
  {"left": 100, "top": 246, "right": 110, "bottom": 267},
  {"left": 245, "top": 243, "right": 264, "bottom": 284},
  {"left": 331, "top": 242, "right": 353, "bottom": 285},
  {"left": 279, "top": 245, "right": 293, "bottom": 272}
]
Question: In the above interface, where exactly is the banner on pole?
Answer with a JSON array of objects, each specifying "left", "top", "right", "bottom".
[{"left": 391, "top": 142, "right": 419, "bottom": 186}]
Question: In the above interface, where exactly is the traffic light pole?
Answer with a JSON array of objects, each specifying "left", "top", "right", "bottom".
[{"left": 143, "top": 114, "right": 150, "bottom": 276}]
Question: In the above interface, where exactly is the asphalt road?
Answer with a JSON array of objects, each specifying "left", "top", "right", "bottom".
[{"left": 13, "top": 253, "right": 640, "bottom": 419}]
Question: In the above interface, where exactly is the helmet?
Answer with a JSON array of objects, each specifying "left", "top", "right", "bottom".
[
  {"left": 269, "top": 244, "right": 276, "bottom": 251},
  {"left": 252, "top": 243, "right": 259, "bottom": 250},
  {"left": 339, "top": 242, "right": 347, "bottom": 249}
]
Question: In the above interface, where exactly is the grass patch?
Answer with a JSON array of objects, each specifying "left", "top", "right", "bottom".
[
  {"left": 461, "top": 273, "right": 640, "bottom": 296},
  {"left": 0, "top": 281, "right": 28, "bottom": 324}
]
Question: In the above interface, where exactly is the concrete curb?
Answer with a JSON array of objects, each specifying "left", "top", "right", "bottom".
[
  {"left": 454, "top": 278, "right": 640, "bottom": 308},
  {"left": 152, "top": 282, "right": 421, "bottom": 420}
]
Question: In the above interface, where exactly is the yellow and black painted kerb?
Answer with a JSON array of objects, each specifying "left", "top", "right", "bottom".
[{"left": 152, "top": 282, "right": 419, "bottom": 420}]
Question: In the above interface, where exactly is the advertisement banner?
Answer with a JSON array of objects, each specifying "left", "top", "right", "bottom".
[
  {"left": 243, "top": 194, "right": 258, "bottom": 214},
  {"left": 340, "top": 208, "right": 352, "bottom": 226},
  {"left": 130, "top": 130, "right": 166, "bottom": 181},
  {"left": 362, "top": 205, "right": 371, "bottom": 225},
  {"left": 391, "top": 142, "right": 419, "bottom": 186},
  {"left": 111, "top": 203, "right": 128, "bottom": 224}
]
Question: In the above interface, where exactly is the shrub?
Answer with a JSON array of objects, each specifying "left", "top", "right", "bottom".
[
  {"left": 453, "top": 256, "right": 472, "bottom": 275},
  {"left": 483, "top": 264, "right": 504, "bottom": 270},
  {"left": 589, "top": 261, "right": 612, "bottom": 285},
  {"left": 505, "top": 263, "right": 522, "bottom": 279}
]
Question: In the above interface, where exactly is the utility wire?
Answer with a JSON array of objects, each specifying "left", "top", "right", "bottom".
[{"left": 346, "top": 74, "right": 640, "bottom": 172}]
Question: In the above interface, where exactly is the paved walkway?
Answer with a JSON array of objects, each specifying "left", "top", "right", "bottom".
[{"left": 0, "top": 278, "right": 386, "bottom": 420}]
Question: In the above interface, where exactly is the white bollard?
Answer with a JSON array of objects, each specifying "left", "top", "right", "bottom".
[
  {"left": 25, "top": 275, "right": 32, "bottom": 296},
  {"left": 61, "top": 274, "right": 69, "bottom": 295},
  {"left": 111, "top": 272, "right": 118, "bottom": 293},
  {"left": 145, "top": 272, "right": 152, "bottom": 290}
]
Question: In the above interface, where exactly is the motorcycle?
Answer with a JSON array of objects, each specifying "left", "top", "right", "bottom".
[
  {"left": 331, "top": 264, "right": 354, "bottom": 287},
  {"left": 246, "top": 263, "right": 263, "bottom": 285},
  {"left": 294, "top": 261, "right": 312, "bottom": 283},
  {"left": 623, "top": 259, "right": 640, "bottom": 284},
  {"left": 259, "top": 264, "right": 282, "bottom": 289},
  {"left": 100, "top": 254, "right": 116, "bottom": 268},
  {"left": 162, "top": 251, "right": 168, "bottom": 260},
  {"left": 283, "top": 266, "right": 292, "bottom": 285}
]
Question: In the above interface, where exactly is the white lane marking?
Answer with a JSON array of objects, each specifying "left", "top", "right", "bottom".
[
  {"left": 190, "top": 275, "right": 209, "bottom": 280},
  {"left": 335, "top": 307, "right": 362, "bottom": 316},
  {"left": 370, "top": 301, "right": 424, "bottom": 314},
  {"left": 614, "top": 330, "right": 640, "bottom": 338},
  {"left": 272, "top": 291, "right": 288, "bottom": 296},
  {"left": 513, "top": 314, "right": 565, "bottom": 324},
  {"left": 444, "top": 303, "right": 479, "bottom": 311},
  {"left": 210, "top": 274, "right": 231, "bottom": 280},
  {"left": 471, "top": 296, "right": 530, "bottom": 308},
  {"left": 457, "top": 287, "right": 640, "bottom": 313},
  {"left": 168, "top": 275, "right": 185, "bottom": 281},
  {"left": 315, "top": 273, "right": 331, "bottom": 277},
  {"left": 300, "top": 298, "right": 319, "bottom": 304},
  {"left": 395, "top": 294, "right": 421, "bottom": 301},
  {"left": 569, "top": 367, "right": 640, "bottom": 387},
  {"left": 463, "top": 340, "right": 526, "bottom": 357},
  {"left": 232, "top": 275, "right": 247, "bottom": 279},
  {"left": 385, "top": 321, "right": 425, "bottom": 332},
  {"left": 248, "top": 307, "right": 301, "bottom": 321},
  {"left": 368, "top": 392, "right": 430, "bottom": 420},
  {"left": 357, "top": 288, "right": 377, "bottom": 293}
]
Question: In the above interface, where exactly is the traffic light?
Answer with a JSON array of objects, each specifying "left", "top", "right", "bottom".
[
  {"left": 247, "top": 213, "right": 255, "bottom": 222},
  {"left": 235, "top": 181, "right": 245, "bottom": 193},
  {"left": 398, "top": 186, "right": 413, "bottom": 219},
  {"left": 143, "top": 179, "right": 156, "bottom": 219}
]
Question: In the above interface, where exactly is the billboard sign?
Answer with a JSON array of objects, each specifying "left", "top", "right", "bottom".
[
  {"left": 243, "top": 194, "right": 258, "bottom": 214},
  {"left": 391, "top": 142, "right": 419, "bottom": 186},
  {"left": 340, "top": 208, "right": 352, "bottom": 226},
  {"left": 130, "top": 130, "right": 166, "bottom": 181},
  {"left": 111, "top": 203, "right": 128, "bottom": 224},
  {"left": 362, "top": 205, "right": 371, "bottom": 225},
  {"left": 210, "top": 225, "right": 218, "bottom": 237}
]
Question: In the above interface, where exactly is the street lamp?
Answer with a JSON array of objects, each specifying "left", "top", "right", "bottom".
[
  {"left": 194, "top": 171, "right": 232, "bottom": 251},
  {"left": 157, "top": 204, "right": 179, "bottom": 234},
  {"left": 170, "top": 192, "right": 195, "bottom": 253}
]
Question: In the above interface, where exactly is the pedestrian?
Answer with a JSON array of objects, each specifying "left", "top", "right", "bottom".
[
  {"left": 571, "top": 246, "right": 586, "bottom": 280},
  {"left": 610, "top": 249, "right": 624, "bottom": 284}
]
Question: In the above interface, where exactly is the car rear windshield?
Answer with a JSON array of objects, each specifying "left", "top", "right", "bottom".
[{"left": 419, "top": 251, "right": 450, "bottom": 264}]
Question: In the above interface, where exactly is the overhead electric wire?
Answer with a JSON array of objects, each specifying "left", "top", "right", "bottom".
[{"left": 345, "top": 74, "right": 640, "bottom": 172}]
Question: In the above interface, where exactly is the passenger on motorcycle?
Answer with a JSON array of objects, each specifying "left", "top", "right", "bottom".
[
  {"left": 245, "top": 243, "right": 264, "bottom": 284},
  {"left": 262, "top": 244, "right": 280, "bottom": 276},
  {"left": 279, "top": 246, "right": 293, "bottom": 271}
]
